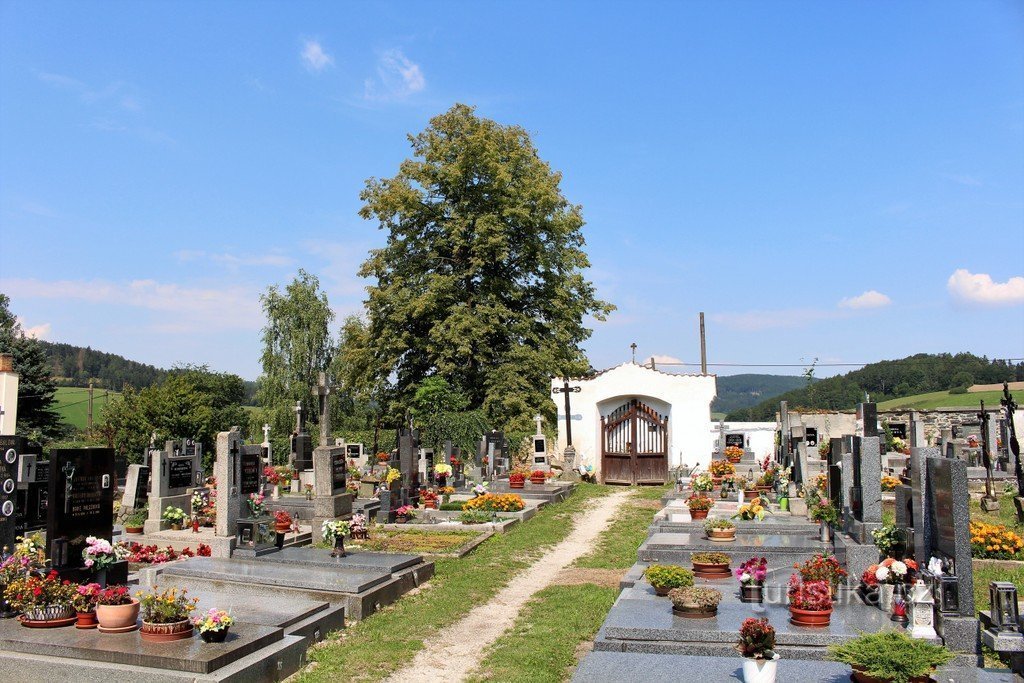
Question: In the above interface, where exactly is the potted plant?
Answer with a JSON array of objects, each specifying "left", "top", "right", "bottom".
[
  {"left": 137, "top": 586, "right": 198, "bottom": 642},
  {"left": 809, "top": 497, "right": 839, "bottom": 542},
  {"left": 193, "top": 608, "right": 235, "bottom": 643},
  {"left": 272, "top": 509, "right": 293, "bottom": 533},
  {"left": 818, "top": 440, "right": 831, "bottom": 459},
  {"left": 709, "top": 460, "right": 735, "bottom": 483},
  {"left": 691, "top": 551, "right": 731, "bottom": 579},
  {"left": 861, "top": 564, "right": 880, "bottom": 604},
  {"left": 5, "top": 570, "right": 77, "bottom": 626},
  {"left": 459, "top": 510, "right": 492, "bottom": 525},
  {"left": 724, "top": 445, "right": 744, "bottom": 464},
  {"left": 529, "top": 469, "right": 547, "bottom": 485},
  {"left": 795, "top": 553, "right": 847, "bottom": 598},
  {"left": 322, "top": 519, "right": 351, "bottom": 557},
  {"left": 787, "top": 576, "right": 832, "bottom": 627},
  {"left": 691, "top": 473, "right": 715, "bottom": 494},
  {"left": 668, "top": 586, "right": 722, "bottom": 618},
  {"left": 394, "top": 505, "right": 416, "bottom": 523},
  {"left": 434, "top": 463, "right": 452, "bottom": 488},
  {"left": 643, "top": 564, "right": 694, "bottom": 597},
  {"left": 509, "top": 466, "right": 530, "bottom": 489},
  {"left": 421, "top": 489, "right": 439, "bottom": 509},
  {"left": 162, "top": 506, "right": 187, "bottom": 530},
  {"left": 737, "top": 617, "right": 779, "bottom": 683},
  {"left": 874, "top": 558, "right": 911, "bottom": 611},
  {"left": 686, "top": 494, "right": 714, "bottom": 520},
  {"left": 82, "top": 536, "right": 117, "bottom": 587},
  {"left": 72, "top": 582, "right": 102, "bottom": 628},
  {"left": 94, "top": 585, "right": 140, "bottom": 632},
  {"left": 705, "top": 518, "right": 737, "bottom": 542},
  {"left": 733, "top": 498, "right": 770, "bottom": 522},
  {"left": 349, "top": 513, "right": 368, "bottom": 541},
  {"left": 124, "top": 507, "right": 147, "bottom": 534},
  {"left": 827, "top": 631, "right": 954, "bottom": 683},
  {"left": 871, "top": 524, "right": 904, "bottom": 559},
  {"left": 735, "top": 557, "right": 768, "bottom": 603}
]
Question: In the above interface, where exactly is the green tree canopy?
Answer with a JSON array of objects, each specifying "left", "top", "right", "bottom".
[
  {"left": 0, "top": 293, "right": 64, "bottom": 441},
  {"left": 352, "top": 103, "right": 613, "bottom": 435},
  {"left": 257, "top": 270, "right": 335, "bottom": 454},
  {"left": 410, "top": 376, "right": 488, "bottom": 456}
]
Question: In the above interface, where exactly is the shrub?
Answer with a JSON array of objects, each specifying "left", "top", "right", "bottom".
[
  {"left": 827, "top": 631, "right": 954, "bottom": 683},
  {"left": 644, "top": 564, "right": 694, "bottom": 590},
  {"left": 970, "top": 521, "right": 1024, "bottom": 559},
  {"left": 737, "top": 617, "right": 776, "bottom": 660},
  {"left": 704, "top": 518, "right": 735, "bottom": 531},
  {"left": 669, "top": 586, "right": 722, "bottom": 610},
  {"left": 439, "top": 501, "right": 465, "bottom": 511},
  {"left": 692, "top": 551, "right": 730, "bottom": 565},
  {"left": 462, "top": 493, "right": 526, "bottom": 513}
]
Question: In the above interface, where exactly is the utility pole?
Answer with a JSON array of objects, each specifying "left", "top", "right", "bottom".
[
  {"left": 699, "top": 312, "right": 707, "bottom": 375},
  {"left": 87, "top": 379, "right": 94, "bottom": 430}
]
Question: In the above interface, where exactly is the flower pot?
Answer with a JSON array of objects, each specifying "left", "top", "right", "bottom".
[
  {"left": 692, "top": 561, "right": 731, "bottom": 579},
  {"left": 689, "top": 508, "right": 709, "bottom": 520},
  {"left": 395, "top": 516, "right": 408, "bottom": 524},
  {"left": 653, "top": 585, "right": 673, "bottom": 597},
  {"left": 97, "top": 599, "right": 140, "bottom": 630},
  {"left": 424, "top": 500, "right": 437, "bottom": 509},
  {"left": 712, "top": 476, "right": 723, "bottom": 486},
  {"left": 125, "top": 526, "right": 144, "bottom": 534},
  {"left": 671, "top": 603, "right": 718, "bottom": 618},
  {"left": 778, "top": 497, "right": 789, "bottom": 512},
  {"left": 140, "top": 619, "right": 194, "bottom": 642},
  {"left": 788, "top": 605, "right": 832, "bottom": 627},
  {"left": 510, "top": 480, "right": 524, "bottom": 489},
  {"left": 76, "top": 610, "right": 98, "bottom": 629},
  {"left": 200, "top": 627, "right": 229, "bottom": 643},
  {"left": 170, "top": 523, "right": 182, "bottom": 531},
  {"left": 272, "top": 484, "right": 281, "bottom": 500},
  {"left": 23, "top": 604, "right": 75, "bottom": 622},
  {"left": 436, "top": 475, "right": 447, "bottom": 489},
  {"left": 851, "top": 666, "right": 933, "bottom": 683},
  {"left": 727, "top": 455, "right": 742, "bottom": 464},
  {"left": 879, "top": 584, "right": 895, "bottom": 612},
  {"left": 740, "top": 584, "right": 764, "bottom": 603},
  {"left": 742, "top": 657, "right": 778, "bottom": 683},
  {"left": 707, "top": 528, "right": 736, "bottom": 542},
  {"left": 820, "top": 521, "right": 833, "bottom": 543},
  {"left": 530, "top": 475, "right": 546, "bottom": 485},
  {"left": 275, "top": 523, "right": 291, "bottom": 533}
]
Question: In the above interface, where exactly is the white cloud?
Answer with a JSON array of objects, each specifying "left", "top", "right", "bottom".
[
  {"left": 174, "top": 250, "right": 294, "bottom": 268},
  {"left": 301, "top": 40, "right": 334, "bottom": 72},
  {"left": 16, "top": 318, "right": 51, "bottom": 340},
  {"left": 1, "top": 277, "right": 262, "bottom": 330},
  {"left": 364, "top": 49, "right": 425, "bottom": 101},
  {"left": 947, "top": 269, "right": 1024, "bottom": 306},
  {"left": 838, "top": 290, "right": 891, "bottom": 309}
]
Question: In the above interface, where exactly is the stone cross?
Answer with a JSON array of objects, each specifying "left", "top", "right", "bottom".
[
  {"left": 534, "top": 414, "right": 543, "bottom": 437},
  {"left": 979, "top": 401, "right": 998, "bottom": 507},
  {"left": 315, "top": 372, "right": 331, "bottom": 447},
  {"left": 262, "top": 423, "right": 270, "bottom": 445},
  {"left": 294, "top": 400, "right": 306, "bottom": 434}
]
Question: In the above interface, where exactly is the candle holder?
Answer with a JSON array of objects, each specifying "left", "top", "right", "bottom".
[{"left": 990, "top": 582, "right": 1020, "bottom": 633}]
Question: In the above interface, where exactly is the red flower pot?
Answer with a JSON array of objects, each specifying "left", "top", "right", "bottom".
[
  {"left": 788, "top": 605, "right": 832, "bottom": 627},
  {"left": 424, "top": 500, "right": 437, "bottom": 509},
  {"left": 510, "top": 481, "right": 524, "bottom": 489},
  {"left": 275, "top": 523, "right": 291, "bottom": 533},
  {"left": 852, "top": 666, "right": 932, "bottom": 683},
  {"left": 76, "top": 611, "right": 98, "bottom": 629},
  {"left": 692, "top": 561, "right": 731, "bottom": 579},
  {"left": 530, "top": 475, "right": 546, "bottom": 485},
  {"left": 689, "top": 509, "right": 709, "bottom": 520}
]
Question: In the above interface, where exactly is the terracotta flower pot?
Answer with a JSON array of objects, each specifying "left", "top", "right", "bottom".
[
  {"left": 727, "top": 455, "right": 742, "bottom": 464},
  {"left": 788, "top": 605, "right": 832, "bottom": 627},
  {"left": 170, "top": 524, "right": 182, "bottom": 531},
  {"left": 510, "top": 480, "right": 524, "bottom": 489},
  {"left": 96, "top": 599, "right": 140, "bottom": 630},
  {"left": 653, "top": 585, "right": 672, "bottom": 597},
  {"left": 125, "top": 526, "right": 144, "bottom": 535},
  {"left": 692, "top": 561, "right": 731, "bottom": 579},
  {"left": 851, "top": 666, "right": 932, "bottom": 683},
  {"left": 530, "top": 475, "right": 545, "bottom": 485},
  {"left": 689, "top": 508, "right": 709, "bottom": 520},
  {"left": 707, "top": 528, "right": 736, "bottom": 542},
  {"left": 424, "top": 500, "right": 437, "bottom": 509},
  {"left": 140, "top": 619, "right": 194, "bottom": 642},
  {"left": 275, "top": 523, "right": 291, "bottom": 533},
  {"left": 76, "top": 611, "right": 98, "bottom": 629},
  {"left": 671, "top": 603, "right": 718, "bottom": 618},
  {"left": 395, "top": 517, "right": 408, "bottom": 524}
]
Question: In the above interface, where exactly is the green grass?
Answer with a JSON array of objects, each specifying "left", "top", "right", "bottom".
[
  {"left": 973, "top": 560, "right": 1024, "bottom": 611},
  {"left": 467, "top": 585, "right": 618, "bottom": 683},
  {"left": 969, "top": 492, "right": 1023, "bottom": 531},
  {"left": 876, "top": 389, "right": 1006, "bottom": 411},
  {"left": 53, "top": 386, "right": 120, "bottom": 430},
  {"left": 299, "top": 483, "right": 615, "bottom": 683},
  {"left": 575, "top": 484, "right": 670, "bottom": 570}
]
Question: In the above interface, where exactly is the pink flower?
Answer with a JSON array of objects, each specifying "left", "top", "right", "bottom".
[{"left": 84, "top": 559, "right": 94, "bottom": 568}]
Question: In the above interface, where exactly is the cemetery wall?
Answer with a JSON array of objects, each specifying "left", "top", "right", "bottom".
[
  {"left": 551, "top": 363, "right": 716, "bottom": 475},
  {"left": 710, "top": 421, "right": 775, "bottom": 458}
]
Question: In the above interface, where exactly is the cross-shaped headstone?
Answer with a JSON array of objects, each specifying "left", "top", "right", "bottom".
[
  {"left": 534, "top": 414, "right": 543, "bottom": 437},
  {"left": 314, "top": 371, "right": 331, "bottom": 447},
  {"left": 294, "top": 400, "right": 306, "bottom": 434},
  {"left": 552, "top": 379, "right": 581, "bottom": 446},
  {"left": 262, "top": 423, "right": 271, "bottom": 444}
]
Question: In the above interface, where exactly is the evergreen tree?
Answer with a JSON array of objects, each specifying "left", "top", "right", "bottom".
[
  {"left": 353, "top": 103, "right": 613, "bottom": 434},
  {"left": 0, "top": 293, "right": 63, "bottom": 440}
]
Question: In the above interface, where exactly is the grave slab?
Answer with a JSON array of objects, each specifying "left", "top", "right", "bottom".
[
  {"left": 250, "top": 547, "right": 421, "bottom": 573},
  {"left": 572, "top": 651, "right": 852, "bottom": 683},
  {"left": 152, "top": 556, "right": 391, "bottom": 593}
]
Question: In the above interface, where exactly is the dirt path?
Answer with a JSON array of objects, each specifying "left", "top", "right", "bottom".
[{"left": 383, "top": 488, "right": 633, "bottom": 683}]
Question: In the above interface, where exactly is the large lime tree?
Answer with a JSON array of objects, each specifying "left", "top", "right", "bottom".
[{"left": 353, "top": 104, "right": 613, "bottom": 436}]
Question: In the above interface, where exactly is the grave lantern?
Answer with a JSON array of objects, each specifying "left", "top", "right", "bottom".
[
  {"left": 937, "top": 574, "right": 960, "bottom": 615},
  {"left": 909, "top": 579, "right": 937, "bottom": 639},
  {"left": 990, "top": 582, "right": 1020, "bottom": 632}
]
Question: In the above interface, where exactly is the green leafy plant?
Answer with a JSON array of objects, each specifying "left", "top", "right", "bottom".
[
  {"left": 124, "top": 508, "right": 148, "bottom": 527},
  {"left": 827, "top": 631, "right": 954, "bottom": 683},
  {"left": 737, "top": 617, "right": 777, "bottom": 660},
  {"left": 161, "top": 506, "right": 186, "bottom": 524},
  {"left": 872, "top": 523, "right": 903, "bottom": 556},
  {"left": 458, "top": 510, "right": 492, "bottom": 524},
  {"left": 809, "top": 498, "right": 839, "bottom": 525},
  {"left": 668, "top": 586, "right": 722, "bottom": 610},
  {"left": 704, "top": 518, "right": 735, "bottom": 531},
  {"left": 643, "top": 564, "right": 694, "bottom": 590},
  {"left": 692, "top": 551, "right": 730, "bottom": 565}
]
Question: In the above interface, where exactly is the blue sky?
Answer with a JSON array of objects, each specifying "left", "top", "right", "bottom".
[{"left": 1, "top": 1, "right": 1022, "bottom": 381}]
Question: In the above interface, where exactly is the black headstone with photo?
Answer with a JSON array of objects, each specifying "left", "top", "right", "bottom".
[
  {"left": 0, "top": 436, "right": 25, "bottom": 554},
  {"left": 240, "top": 450, "right": 261, "bottom": 495},
  {"left": 46, "top": 448, "right": 115, "bottom": 569},
  {"left": 168, "top": 457, "right": 194, "bottom": 490},
  {"left": 725, "top": 434, "right": 744, "bottom": 449},
  {"left": 331, "top": 448, "right": 347, "bottom": 491}
]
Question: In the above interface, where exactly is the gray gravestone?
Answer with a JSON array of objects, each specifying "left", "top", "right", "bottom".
[
  {"left": 910, "top": 446, "right": 940, "bottom": 566},
  {"left": 144, "top": 442, "right": 201, "bottom": 533},
  {"left": 909, "top": 411, "right": 926, "bottom": 448},
  {"left": 214, "top": 427, "right": 244, "bottom": 538},
  {"left": 778, "top": 401, "right": 791, "bottom": 468},
  {"left": 926, "top": 456, "right": 975, "bottom": 617},
  {"left": 858, "top": 402, "right": 878, "bottom": 437},
  {"left": 310, "top": 444, "right": 353, "bottom": 542},
  {"left": 120, "top": 464, "right": 149, "bottom": 513}
]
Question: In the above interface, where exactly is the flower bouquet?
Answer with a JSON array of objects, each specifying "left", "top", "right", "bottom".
[
  {"left": 394, "top": 505, "right": 417, "bottom": 521},
  {"left": 247, "top": 493, "right": 267, "bottom": 517},
  {"left": 82, "top": 536, "right": 117, "bottom": 573},
  {"left": 193, "top": 608, "right": 235, "bottom": 642},
  {"left": 735, "top": 557, "right": 768, "bottom": 602}
]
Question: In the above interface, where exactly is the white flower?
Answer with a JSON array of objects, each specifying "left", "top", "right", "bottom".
[
  {"left": 740, "top": 573, "right": 751, "bottom": 583},
  {"left": 875, "top": 566, "right": 890, "bottom": 581},
  {"left": 891, "top": 561, "right": 907, "bottom": 576}
]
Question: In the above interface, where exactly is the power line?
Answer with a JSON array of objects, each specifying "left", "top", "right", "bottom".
[{"left": 653, "top": 358, "right": 1024, "bottom": 368}]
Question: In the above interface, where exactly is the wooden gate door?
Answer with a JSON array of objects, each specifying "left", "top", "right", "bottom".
[{"left": 600, "top": 399, "right": 669, "bottom": 485}]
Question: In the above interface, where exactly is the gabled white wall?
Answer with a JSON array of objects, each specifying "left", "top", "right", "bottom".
[{"left": 551, "top": 363, "right": 717, "bottom": 478}]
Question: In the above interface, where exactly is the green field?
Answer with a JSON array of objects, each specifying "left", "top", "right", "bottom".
[
  {"left": 53, "top": 386, "right": 120, "bottom": 429},
  {"left": 877, "top": 389, "right": 1006, "bottom": 411}
]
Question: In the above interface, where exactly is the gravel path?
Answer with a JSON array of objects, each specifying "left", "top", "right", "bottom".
[{"left": 384, "top": 488, "right": 633, "bottom": 683}]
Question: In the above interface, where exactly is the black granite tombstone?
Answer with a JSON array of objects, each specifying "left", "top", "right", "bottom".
[
  {"left": 240, "top": 450, "right": 261, "bottom": 495},
  {"left": 168, "top": 457, "right": 194, "bottom": 490},
  {"left": 725, "top": 434, "right": 744, "bottom": 449},
  {"left": 0, "top": 436, "right": 25, "bottom": 553},
  {"left": 46, "top": 448, "right": 115, "bottom": 569},
  {"left": 331, "top": 448, "right": 347, "bottom": 491},
  {"left": 858, "top": 402, "right": 878, "bottom": 437}
]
